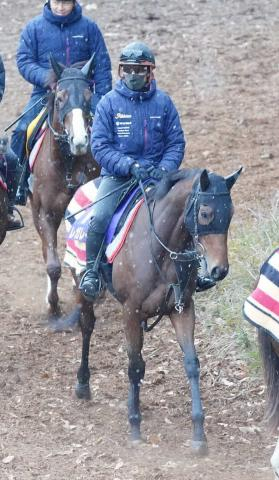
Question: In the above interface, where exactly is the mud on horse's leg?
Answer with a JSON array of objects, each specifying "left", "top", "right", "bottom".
[
  {"left": 76, "top": 299, "right": 96, "bottom": 400},
  {"left": 123, "top": 307, "right": 145, "bottom": 441},
  {"left": 170, "top": 302, "right": 208, "bottom": 456}
]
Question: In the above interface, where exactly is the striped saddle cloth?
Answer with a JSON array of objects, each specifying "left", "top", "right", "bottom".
[{"left": 243, "top": 248, "right": 279, "bottom": 341}]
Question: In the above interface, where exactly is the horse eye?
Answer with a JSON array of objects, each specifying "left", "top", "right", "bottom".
[{"left": 201, "top": 212, "right": 208, "bottom": 219}]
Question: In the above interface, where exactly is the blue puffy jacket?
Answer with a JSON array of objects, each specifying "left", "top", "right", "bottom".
[
  {"left": 16, "top": 2, "right": 112, "bottom": 111},
  {"left": 0, "top": 55, "right": 5, "bottom": 101},
  {"left": 91, "top": 79, "right": 186, "bottom": 177}
]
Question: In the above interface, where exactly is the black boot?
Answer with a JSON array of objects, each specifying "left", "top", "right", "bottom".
[
  {"left": 15, "top": 160, "right": 29, "bottom": 206},
  {"left": 10, "top": 130, "right": 29, "bottom": 206},
  {"left": 7, "top": 203, "right": 24, "bottom": 231},
  {"left": 79, "top": 231, "right": 105, "bottom": 302}
]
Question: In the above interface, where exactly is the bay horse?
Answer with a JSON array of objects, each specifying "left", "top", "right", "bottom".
[
  {"left": 29, "top": 55, "right": 100, "bottom": 319},
  {"left": 62, "top": 166, "right": 242, "bottom": 454},
  {"left": 0, "top": 183, "right": 8, "bottom": 245}
]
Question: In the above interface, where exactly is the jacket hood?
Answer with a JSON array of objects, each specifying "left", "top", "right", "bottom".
[
  {"left": 115, "top": 79, "right": 157, "bottom": 101},
  {"left": 43, "top": 2, "right": 82, "bottom": 26}
]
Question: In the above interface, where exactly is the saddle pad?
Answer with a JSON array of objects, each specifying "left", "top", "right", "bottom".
[
  {"left": 64, "top": 180, "right": 144, "bottom": 275},
  {"left": 243, "top": 248, "right": 279, "bottom": 341},
  {"left": 29, "top": 128, "right": 47, "bottom": 172}
]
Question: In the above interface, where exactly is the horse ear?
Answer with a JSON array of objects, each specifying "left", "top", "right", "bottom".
[
  {"left": 81, "top": 54, "right": 95, "bottom": 79},
  {"left": 49, "top": 53, "right": 64, "bottom": 80},
  {"left": 225, "top": 166, "right": 243, "bottom": 190},
  {"left": 199, "top": 169, "right": 210, "bottom": 191}
]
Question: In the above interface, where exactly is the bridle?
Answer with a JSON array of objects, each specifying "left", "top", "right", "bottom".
[
  {"left": 47, "top": 75, "right": 93, "bottom": 193},
  {"left": 139, "top": 178, "right": 233, "bottom": 330}
]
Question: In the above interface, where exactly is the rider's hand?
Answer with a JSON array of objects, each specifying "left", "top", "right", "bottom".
[
  {"left": 149, "top": 166, "right": 167, "bottom": 180},
  {"left": 130, "top": 163, "right": 148, "bottom": 181}
]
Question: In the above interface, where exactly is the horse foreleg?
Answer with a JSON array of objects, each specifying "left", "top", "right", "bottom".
[
  {"left": 75, "top": 299, "right": 96, "bottom": 400},
  {"left": 34, "top": 208, "right": 62, "bottom": 319},
  {"left": 170, "top": 301, "right": 208, "bottom": 456},
  {"left": 123, "top": 307, "right": 145, "bottom": 441}
]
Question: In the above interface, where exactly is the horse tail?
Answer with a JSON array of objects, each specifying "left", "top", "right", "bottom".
[
  {"left": 51, "top": 305, "right": 81, "bottom": 332},
  {"left": 258, "top": 329, "right": 279, "bottom": 433}
]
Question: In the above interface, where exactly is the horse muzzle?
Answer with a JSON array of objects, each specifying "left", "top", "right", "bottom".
[
  {"left": 69, "top": 135, "right": 89, "bottom": 156},
  {"left": 210, "top": 265, "right": 229, "bottom": 281}
]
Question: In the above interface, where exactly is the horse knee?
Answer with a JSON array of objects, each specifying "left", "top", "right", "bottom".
[
  {"left": 47, "top": 263, "right": 61, "bottom": 281},
  {"left": 128, "top": 358, "right": 145, "bottom": 384}
]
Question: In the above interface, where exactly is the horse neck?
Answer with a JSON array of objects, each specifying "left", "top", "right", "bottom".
[{"left": 153, "top": 178, "right": 194, "bottom": 251}]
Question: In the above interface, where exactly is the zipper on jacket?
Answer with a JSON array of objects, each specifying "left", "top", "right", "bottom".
[{"left": 144, "top": 117, "right": 148, "bottom": 151}]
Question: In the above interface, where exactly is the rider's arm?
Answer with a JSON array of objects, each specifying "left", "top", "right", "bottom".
[
  {"left": 16, "top": 24, "right": 49, "bottom": 89},
  {"left": 91, "top": 97, "right": 135, "bottom": 177},
  {"left": 87, "top": 21, "right": 112, "bottom": 113},
  {"left": 159, "top": 96, "right": 186, "bottom": 172},
  {"left": 0, "top": 55, "right": 5, "bottom": 102}
]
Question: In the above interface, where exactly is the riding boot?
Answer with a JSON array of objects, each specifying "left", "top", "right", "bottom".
[
  {"left": 5, "top": 148, "right": 24, "bottom": 230},
  {"left": 10, "top": 129, "right": 29, "bottom": 206},
  {"left": 79, "top": 231, "right": 105, "bottom": 301},
  {"left": 196, "top": 257, "right": 216, "bottom": 292}
]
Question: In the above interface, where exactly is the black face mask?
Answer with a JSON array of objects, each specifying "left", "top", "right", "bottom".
[
  {"left": 124, "top": 73, "right": 148, "bottom": 91},
  {"left": 184, "top": 179, "right": 233, "bottom": 237}
]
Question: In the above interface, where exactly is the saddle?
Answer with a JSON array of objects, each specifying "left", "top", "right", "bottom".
[
  {"left": 26, "top": 107, "right": 48, "bottom": 156},
  {"left": 65, "top": 179, "right": 153, "bottom": 275}
]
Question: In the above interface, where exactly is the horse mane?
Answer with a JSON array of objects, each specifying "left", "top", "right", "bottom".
[{"left": 148, "top": 168, "right": 201, "bottom": 202}]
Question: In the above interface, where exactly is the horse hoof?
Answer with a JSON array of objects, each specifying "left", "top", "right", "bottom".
[
  {"left": 130, "top": 427, "right": 142, "bottom": 443},
  {"left": 75, "top": 382, "right": 91, "bottom": 400},
  {"left": 191, "top": 440, "right": 208, "bottom": 457}
]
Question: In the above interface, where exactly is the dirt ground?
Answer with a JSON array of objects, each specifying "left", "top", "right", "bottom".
[{"left": 0, "top": 0, "right": 278, "bottom": 479}]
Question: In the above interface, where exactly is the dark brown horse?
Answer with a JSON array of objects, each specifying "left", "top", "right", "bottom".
[
  {"left": 0, "top": 183, "right": 8, "bottom": 245},
  {"left": 29, "top": 56, "right": 100, "bottom": 319},
  {"left": 63, "top": 167, "right": 242, "bottom": 454}
]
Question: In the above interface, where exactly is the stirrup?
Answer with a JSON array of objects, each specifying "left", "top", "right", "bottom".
[
  {"left": 7, "top": 207, "right": 24, "bottom": 231},
  {"left": 79, "top": 269, "right": 101, "bottom": 302}
]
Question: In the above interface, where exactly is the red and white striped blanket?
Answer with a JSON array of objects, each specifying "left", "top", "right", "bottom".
[
  {"left": 64, "top": 180, "right": 143, "bottom": 275},
  {"left": 243, "top": 248, "right": 279, "bottom": 341}
]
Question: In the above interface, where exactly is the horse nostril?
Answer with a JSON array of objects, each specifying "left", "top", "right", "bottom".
[{"left": 211, "top": 266, "right": 229, "bottom": 281}]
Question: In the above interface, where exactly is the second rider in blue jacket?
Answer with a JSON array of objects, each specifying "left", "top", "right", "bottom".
[{"left": 80, "top": 41, "right": 186, "bottom": 302}]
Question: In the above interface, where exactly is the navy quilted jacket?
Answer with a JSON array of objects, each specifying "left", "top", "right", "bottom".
[
  {"left": 16, "top": 2, "right": 112, "bottom": 111},
  {"left": 0, "top": 55, "right": 5, "bottom": 101},
  {"left": 91, "top": 79, "right": 186, "bottom": 177}
]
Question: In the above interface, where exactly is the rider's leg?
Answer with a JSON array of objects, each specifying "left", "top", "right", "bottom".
[
  {"left": 79, "top": 175, "right": 129, "bottom": 301},
  {"left": 11, "top": 93, "right": 45, "bottom": 205},
  {"left": 5, "top": 146, "right": 23, "bottom": 230}
]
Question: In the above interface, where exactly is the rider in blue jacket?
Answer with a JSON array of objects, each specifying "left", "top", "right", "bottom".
[
  {"left": 0, "top": 55, "right": 22, "bottom": 230},
  {"left": 79, "top": 41, "right": 186, "bottom": 301},
  {"left": 11, "top": 0, "right": 112, "bottom": 204}
]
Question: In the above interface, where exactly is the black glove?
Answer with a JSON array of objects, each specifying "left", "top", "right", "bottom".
[
  {"left": 149, "top": 167, "right": 167, "bottom": 180},
  {"left": 130, "top": 163, "right": 148, "bottom": 181}
]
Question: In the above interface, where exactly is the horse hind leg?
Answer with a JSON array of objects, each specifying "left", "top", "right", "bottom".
[{"left": 124, "top": 309, "right": 145, "bottom": 441}]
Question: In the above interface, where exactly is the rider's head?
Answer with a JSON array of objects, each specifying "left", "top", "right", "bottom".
[
  {"left": 118, "top": 42, "right": 156, "bottom": 92},
  {"left": 48, "top": 0, "right": 75, "bottom": 16}
]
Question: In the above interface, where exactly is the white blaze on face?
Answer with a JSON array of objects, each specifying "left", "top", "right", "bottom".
[{"left": 71, "top": 108, "right": 88, "bottom": 149}]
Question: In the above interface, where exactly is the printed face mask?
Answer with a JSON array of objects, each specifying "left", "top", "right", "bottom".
[{"left": 124, "top": 73, "right": 147, "bottom": 91}]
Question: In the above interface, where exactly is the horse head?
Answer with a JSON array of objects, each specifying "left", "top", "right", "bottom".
[
  {"left": 184, "top": 167, "right": 242, "bottom": 282},
  {"left": 48, "top": 54, "right": 95, "bottom": 156}
]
